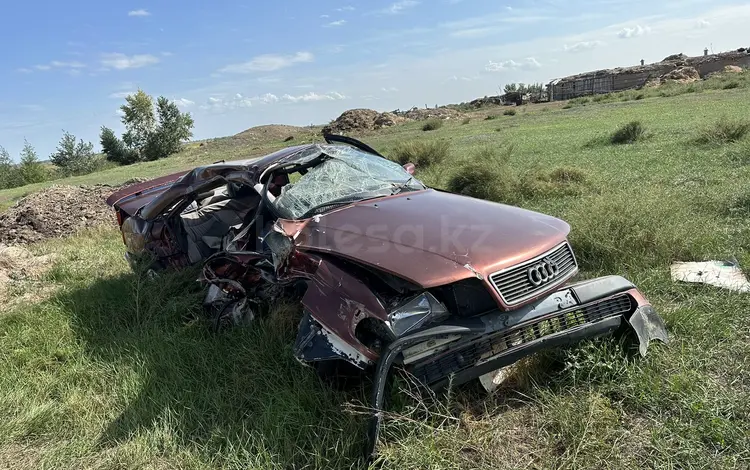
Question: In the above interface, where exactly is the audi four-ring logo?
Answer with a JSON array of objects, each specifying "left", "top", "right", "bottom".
[{"left": 527, "top": 257, "right": 560, "bottom": 286}]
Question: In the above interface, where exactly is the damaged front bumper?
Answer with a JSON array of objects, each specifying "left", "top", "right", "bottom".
[{"left": 365, "top": 275, "right": 669, "bottom": 459}]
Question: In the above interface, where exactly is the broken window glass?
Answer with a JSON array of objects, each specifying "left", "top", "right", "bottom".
[{"left": 274, "top": 145, "right": 424, "bottom": 219}]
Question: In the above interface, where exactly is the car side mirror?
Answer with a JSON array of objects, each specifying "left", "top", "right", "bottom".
[{"left": 402, "top": 163, "right": 416, "bottom": 175}]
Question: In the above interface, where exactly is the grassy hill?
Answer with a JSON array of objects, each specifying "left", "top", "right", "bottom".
[{"left": 1, "top": 82, "right": 749, "bottom": 469}]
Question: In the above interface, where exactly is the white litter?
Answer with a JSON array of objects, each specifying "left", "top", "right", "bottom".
[
  {"left": 670, "top": 260, "right": 750, "bottom": 293},
  {"left": 479, "top": 365, "right": 516, "bottom": 393}
]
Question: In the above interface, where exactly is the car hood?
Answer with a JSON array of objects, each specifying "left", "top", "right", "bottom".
[{"left": 291, "top": 189, "right": 570, "bottom": 288}]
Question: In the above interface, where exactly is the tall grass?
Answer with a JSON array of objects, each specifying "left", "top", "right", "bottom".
[
  {"left": 390, "top": 139, "right": 450, "bottom": 168},
  {"left": 610, "top": 121, "right": 646, "bottom": 144},
  {"left": 696, "top": 117, "right": 750, "bottom": 144}
]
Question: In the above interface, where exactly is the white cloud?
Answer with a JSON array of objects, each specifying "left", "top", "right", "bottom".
[
  {"left": 16, "top": 68, "right": 33, "bottom": 73},
  {"left": 696, "top": 19, "right": 711, "bottom": 28},
  {"left": 27, "top": 60, "right": 86, "bottom": 72},
  {"left": 259, "top": 93, "right": 279, "bottom": 103},
  {"left": 109, "top": 91, "right": 135, "bottom": 99},
  {"left": 381, "top": 87, "right": 399, "bottom": 92},
  {"left": 324, "top": 20, "right": 347, "bottom": 27},
  {"left": 447, "top": 75, "right": 476, "bottom": 82},
  {"left": 174, "top": 98, "right": 195, "bottom": 108},
  {"left": 200, "top": 90, "right": 344, "bottom": 111},
  {"left": 219, "top": 52, "right": 314, "bottom": 73},
  {"left": 320, "top": 14, "right": 330, "bottom": 18},
  {"left": 485, "top": 57, "right": 541, "bottom": 72},
  {"left": 617, "top": 25, "right": 650, "bottom": 38},
  {"left": 50, "top": 60, "right": 85, "bottom": 68},
  {"left": 128, "top": 9, "right": 150, "bottom": 17},
  {"left": 563, "top": 40, "right": 605, "bottom": 52},
  {"left": 384, "top": 0, "right": 419, "bottom": 14},
  {"left": 336, "top": 5, "right": 355, "bottom": 11},
  {"left": 281, "top": 92, "right": 346, "bottom": 103},
  {"left": 101, "top": 53, "right": 160, "bottom": 70}
]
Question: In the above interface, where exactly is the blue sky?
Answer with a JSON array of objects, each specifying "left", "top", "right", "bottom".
[{"left": 1, "top": 0, "right": 748, "bottom": 159}]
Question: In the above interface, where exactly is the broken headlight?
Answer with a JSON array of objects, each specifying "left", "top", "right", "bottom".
[{"left": 387, "top": 293, "right": 450, "bottom": 337}]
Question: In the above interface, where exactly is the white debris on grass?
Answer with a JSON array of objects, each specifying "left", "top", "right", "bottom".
[{"left": 670, "top": 260, "right": 750, "bottom": 293}]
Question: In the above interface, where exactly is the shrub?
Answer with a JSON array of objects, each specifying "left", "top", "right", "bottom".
[
  {"left": 100, "top": 127, "right": 139, "bottom": 165},
  {"left": 446, "top": 145, "right": 517, "bottom": 203},
  {"left": 0, "top": 146, "right": 23, "bottom": 190},
  {"left": 18, "top": 140, "right": 47, "bottom": 185},
  {"left": 484, "top": 114, "right": 499, "bottom": 120},
  {"left": 503, "top": 109, "right": 517, "bottom": 116},
  {"left": 562, "top": 104, "right": 573, "bottom": 109},
  {"left": 461, "top": 117, "right": 471, "bottom": 125},
  {"left": 390, "top": 140, "right": 450, "bottom": 168},
  {"left": 723, "top": 81, "right": 740, "bottom": 90},
  {"left": 610, "top": 121, "right": 646, "bottom": 144},
  {"left": 634, "top": 93, "right": 645, "bottom": 100},
  {"left": 422, "top": 119, "right": 443, "bottom": 131},
  {"left": 696, "top": 117, "right": 750, "bottom": 144},
  {"left": 50, "top": 131, "right": 100, "bottom": 176}
]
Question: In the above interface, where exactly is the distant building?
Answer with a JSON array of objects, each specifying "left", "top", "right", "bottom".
[{"left": 546, "top": 49, "right": 750, "bottom": 101}]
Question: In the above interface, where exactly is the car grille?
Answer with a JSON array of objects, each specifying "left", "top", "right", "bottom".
[
  {"left": 489, "top": 242, "right": 577, "bottom": 306},
  {"left": 410, "top": 294, "right": 633, "bottom": 386}
]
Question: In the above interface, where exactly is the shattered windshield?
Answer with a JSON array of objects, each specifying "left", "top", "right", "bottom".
[{"left": 273, "top": 145, "right": 425, "bottom": 219}]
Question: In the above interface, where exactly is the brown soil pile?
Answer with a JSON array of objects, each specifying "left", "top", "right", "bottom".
[
  {"left": 401, "top": 107, "right": 464, "bottom": 121},
  {"left": 373, "top": 112, "right": 407, "bottom": 129},
  {"left": 234, "top": 124, "right": 310, "bottom": 142},
  {"left": 323, "top": 109, "right": 381, "bottom": 134},
  {"left": 724, "top": 65, "right": 743, "bottom": 73},
  {"left": 0, "top": 185, "right": 117, "bottom": 245},
  {"left": 324, "top": 107, "right": 464, "bottom": 134},
  {"left": 659, "top": 66, "right": 700, "bottom": 84}
]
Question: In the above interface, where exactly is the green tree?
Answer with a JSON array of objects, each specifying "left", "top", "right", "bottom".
[
  {"left": 143, "top": 97, "right": 195, "bottom": 161},
  {"left": 50, "top": 131, "right": 98, "bottom": 176},
  {"left": 100, "top": 126, "right": 139, "bottom": 165},
  {"left": 121, "top": 90, "right": 156, "bottom": 156},
  {"left": 102, "top": 90, "right": 195, "bottom": 164},
  {"left": 503, "top": 83, "right": 518, "bottom": 94},
  {"left": 0, "top": 146, "right": 23, "bottom": 189},
  {"left": 18, "top": 140, "right": 47, "bottom": 184}
]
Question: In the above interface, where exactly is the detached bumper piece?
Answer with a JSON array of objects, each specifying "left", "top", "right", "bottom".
[{"left": 365, "top": 275, "right": 669, "bottom": 460}]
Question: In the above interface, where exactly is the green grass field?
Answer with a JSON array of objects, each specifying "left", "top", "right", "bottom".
[{"left": 1, "top": 79, "right": 750, "bottom": 469}]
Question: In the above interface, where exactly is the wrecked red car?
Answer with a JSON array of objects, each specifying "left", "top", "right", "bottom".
[{"left": 107, "top": 135, "right": 668, "bottom": 456}]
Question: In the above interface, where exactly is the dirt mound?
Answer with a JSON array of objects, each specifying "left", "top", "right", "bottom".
[
  {"left": 724, "top": 65, "right": 743, "bottom": 73},
  {"left": 373, "top": 112, "right": 407, "bottom": 129},
  {"left": 658, "top": 66, "right": 700, "bottom": 84},
  {"left": 234, "top": 124, "right": 308, "bottom": 142},
  {"left": 401, "top": 107, "right": 464, "bottom": 121},
  {"left": 0, "top": 185, "right": 117, "bottom": 245},
  {"left": 323, "top": 109, "right": 380, "bottom": 134}
]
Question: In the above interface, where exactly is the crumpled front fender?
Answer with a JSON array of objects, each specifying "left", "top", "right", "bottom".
[{"left": 627, "top": 304, "right": 670, "bottom": 356}]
